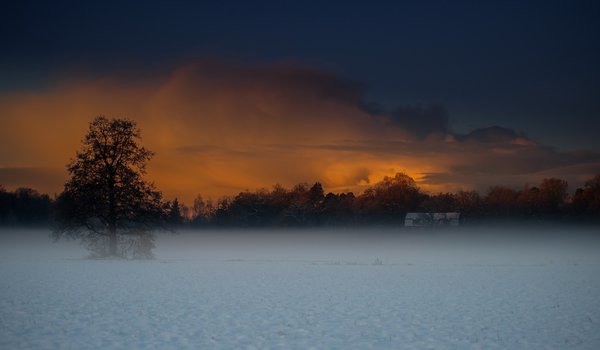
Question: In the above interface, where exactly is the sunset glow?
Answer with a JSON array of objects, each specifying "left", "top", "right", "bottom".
[
  {"left": 2, "top": 2, "right": 600, "bottom": 349},
  {"left": 2, "top": 2, "right": 599, "bottom": 206},
  {"left": 1, "top": 61, "right": 599, "bottom": 203}
]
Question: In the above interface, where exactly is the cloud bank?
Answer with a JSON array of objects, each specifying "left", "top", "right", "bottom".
[{"left": 1, "top": 61, "right": 598, "bottom": 203}]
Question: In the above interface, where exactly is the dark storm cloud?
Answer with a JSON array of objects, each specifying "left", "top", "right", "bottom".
[
  {"left": 150, "top": 60, "right": 366, "bottom": 107},
  {"left": 2, "top": 1, "right": 599, "bottom": 150},
  {"left": 1, "top": 61, "right": 599, "bottom": 199},
  {"left": 421, "top": 159, "right": 600, "bottom": 193},
  {"left": 459, "top": 126, "right": 531, "bottom": 144},
  {"left": 442, "top": 126, "right": 600, "bottom": 177},
  {"left": 359, "top": 102, "right": 449, "bottom": 138},
  {"left": 420, "top": 125, "right": 600, "bottom": 192},
  {"left": 388, "top": 104, "right": 449, "bottom": 138}
]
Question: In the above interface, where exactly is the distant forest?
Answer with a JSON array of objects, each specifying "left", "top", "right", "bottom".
[{"left": 1, "top": 172, "right": 600, "bottom": 228}]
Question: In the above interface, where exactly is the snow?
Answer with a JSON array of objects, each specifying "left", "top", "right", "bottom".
[{"left": 1, "top": 228, "right": 600, "bottom": 349}]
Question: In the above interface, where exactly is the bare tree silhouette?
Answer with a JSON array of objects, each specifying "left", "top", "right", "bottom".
[{"left": 54, "top": 116, "right": 168, "bottom": 258}]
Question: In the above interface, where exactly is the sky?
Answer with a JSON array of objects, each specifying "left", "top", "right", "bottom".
[{"left": 1, "top": 0, "right": 599, "bottom": 203}]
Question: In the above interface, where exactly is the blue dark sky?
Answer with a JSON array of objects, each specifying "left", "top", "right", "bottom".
[{"left": 2, "top": 0, "right": 599, "bottom": 150}]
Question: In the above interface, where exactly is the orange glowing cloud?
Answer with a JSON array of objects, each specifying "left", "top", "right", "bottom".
[{"left": 1, "top": 61, "right": 599, "bottom": 203}]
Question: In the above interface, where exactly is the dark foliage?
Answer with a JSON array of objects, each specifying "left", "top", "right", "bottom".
[
  {"left": 52, "top": 116, "right": 168, "bottom": 257},
  {"left": 180, "top": 173, "right": 600, "bottom": 228},
  {"left": 0, "top": 186, "right": 53, "bottom": 226},
  {"left": 572, "top": 175, "right": 600, "bottom": 218},
  {"left": 167, "top": 198, "right": 184, "bottom": 227},
  {"left": 3, "top": 172, "right": 600, "bottom": 230}
]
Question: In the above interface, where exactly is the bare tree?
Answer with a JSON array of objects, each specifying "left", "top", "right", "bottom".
[{"left": 54, "top": 116, "right": 168, "bottom": 258}]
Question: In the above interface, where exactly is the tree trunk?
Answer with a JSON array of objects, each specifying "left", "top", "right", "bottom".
[{"left": 108, "top": 171, "right": 118, "bottom": 256}]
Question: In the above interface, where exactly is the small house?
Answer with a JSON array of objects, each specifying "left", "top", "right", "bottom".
[{"left": 405, "top": 212, "right": 460, "bottom": 227}]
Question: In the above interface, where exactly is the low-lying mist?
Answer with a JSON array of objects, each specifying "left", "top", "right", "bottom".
[{"left": 2, "top": 226, "right": 599, "bottom": 265}]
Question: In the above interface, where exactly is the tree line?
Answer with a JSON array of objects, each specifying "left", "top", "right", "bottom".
[
  {"left": 3, "top": 172, "right": 599, "bottom": 228},
  {"left": 2, "top": 115, "right": 599, "bottom": 258},
  {"left": 182, "top": 173, "right": 600, "bottom": 227},
  {"left": 0, "top": 186, "right": 53, "bottom": 226}
]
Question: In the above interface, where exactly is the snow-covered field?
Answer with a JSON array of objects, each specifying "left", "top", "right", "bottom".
[{"left": 1, "top": 228, "right": 600, "bottom": 349}]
